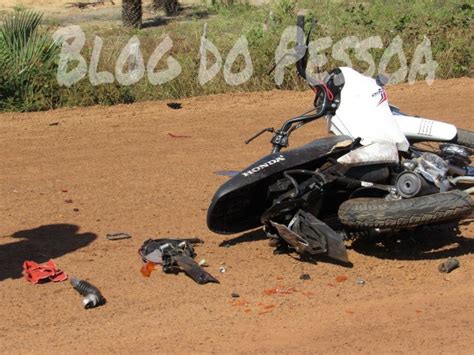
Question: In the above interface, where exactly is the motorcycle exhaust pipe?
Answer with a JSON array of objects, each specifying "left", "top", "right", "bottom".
[{"left": 450, "top": 176, "right": 474, "bottom": 186}]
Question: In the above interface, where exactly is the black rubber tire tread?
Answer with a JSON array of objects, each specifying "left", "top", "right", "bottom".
[
  {"left": 338, "top": 190, "right": 473, "bottom": 229},
  {"left": 454, "top": 128, "right": 474, "bottom": 149}
]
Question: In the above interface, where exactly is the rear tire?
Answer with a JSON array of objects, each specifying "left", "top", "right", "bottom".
[
  {"left": 453, "top": 128, "right": 474, "bottom": 149},
  {"left": 338, "top": 190, "right": 472, "bottom": 229}
]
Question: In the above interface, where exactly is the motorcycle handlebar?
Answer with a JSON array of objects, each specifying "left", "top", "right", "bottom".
[{"left": 268, "top": 15, "right": 332, "bottom": 153}]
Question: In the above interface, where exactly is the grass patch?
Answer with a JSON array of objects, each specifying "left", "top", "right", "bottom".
[{"left": 0, "top": 0, "right": 472, "bottom": 112}]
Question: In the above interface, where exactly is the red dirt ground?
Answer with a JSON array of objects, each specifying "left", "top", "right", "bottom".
[{"left": 0, "top": 78, "right": 473, "bottom": 353}]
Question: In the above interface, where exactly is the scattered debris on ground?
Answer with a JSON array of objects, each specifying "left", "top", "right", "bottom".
[
  {"left": 335, "top": 275, "right": 348, "bottom": 283},
  {"left": 263, "top": 286, "right": 297, "bottom": 296},
  {"left": 198, "top": 258, "right": 208, "bottom": 267},
  {"left": 23, "top": 260, "right": 68, "bottom": 284},
  {"left": 438, "top": 257, "right": 460, "bottom": 273},
  {"left": 106, "top": 232, "right": 132, "bottom": 241},
  {"left": 139, "top": 238, "right": 219, "bottom": 284},
  {"left": 70, "top": 277, "right": 106, "bottom": 309}
]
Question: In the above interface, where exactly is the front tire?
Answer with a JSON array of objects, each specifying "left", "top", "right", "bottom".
[{"left": 338, "top": 190, "right": 472, "bottom": 229}]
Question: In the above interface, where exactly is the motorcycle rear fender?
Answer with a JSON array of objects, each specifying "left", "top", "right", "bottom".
[{"left": 392, "top": 108, "right": 457, "bottom": 142}]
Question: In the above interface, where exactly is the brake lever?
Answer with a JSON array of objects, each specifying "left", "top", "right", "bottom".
[{"left": 245, "top": 127, "right": 275, "bottom": 144}]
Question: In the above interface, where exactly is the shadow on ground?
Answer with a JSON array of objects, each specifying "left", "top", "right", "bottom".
[
  {"left": 351, "top": 223, "right": 474, "bottom": 261},
  {"left": 218, "top": 228, "right": 267, "bottom": 247},
  {"left": 0, "top": 224, "right": 96, "bottom": 281},
  {"left": 219, "top": 228, "right": 354, "bottom": 267},
  {"left": 142, "top": 17, "right": 169, "bottom": 28}
]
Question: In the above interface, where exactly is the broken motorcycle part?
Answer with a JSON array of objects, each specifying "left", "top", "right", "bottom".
[
  {"left": 270, "top": 210, "right": 349, "bottom": 263},
  {"left": 106, "top": 232, "right": 132, "bottom": 241},
  {"left": 70, "top": 277, "right": 106, "bottom": 309},
  {"left": 139, "top": 238, "right": 219, "bottom": 285},
  {"left": 438, "top": 257, "right": 460, "bottom": 273}
]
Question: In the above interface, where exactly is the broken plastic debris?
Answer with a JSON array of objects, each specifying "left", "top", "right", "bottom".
[
  {"left": 198, "top": 259, "right": 208, "bottom": 267},
  {"left": 335, "top": 275, "right": 348, "bottom": 283},
  {"left": 218, "top": 266, "right": 227, "bottom": 273},
  {"left": 356, "top": 278, "right": 365, "bottom": 285},
  {"left": 438, "top": 257, "right": 460, "bottom": 273},
  {"left": 140, "top": 261, "right": 156, "bottom": 277},
  {"left": 263, "top": 286, "right": 296, "bottom": 296},
  {"left": 106, "top": 232, "right": 132, "bottom": 241},
  {"left": 231, "top": 299, "right": 248, "bottom": 307}
]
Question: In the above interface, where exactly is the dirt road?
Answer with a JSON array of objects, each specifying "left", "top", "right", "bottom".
[{"left": 0, "top": 78, "right": 473, "bottom": 353}]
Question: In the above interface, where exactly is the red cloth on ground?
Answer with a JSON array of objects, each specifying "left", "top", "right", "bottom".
[{"left": 22, "top": 259, "right": 68, "bottom": 284}]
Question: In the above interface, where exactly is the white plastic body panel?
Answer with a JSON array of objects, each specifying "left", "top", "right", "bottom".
[
  {"left": 392, "top": 111, "right": 457, "bottom": 142},
  {"left": 337, "top": 141, "right": 399, "bottom": 165},
  {"left": 329, "top": 67, "right": 409, "bottom": 151}
]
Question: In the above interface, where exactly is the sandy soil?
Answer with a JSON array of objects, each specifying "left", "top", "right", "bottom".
[{"left": 0, "top": 78, "right": 473, "bottom": 353}]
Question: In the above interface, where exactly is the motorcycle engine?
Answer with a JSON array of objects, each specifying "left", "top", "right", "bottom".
[
  {"left": 399, "top": 153, "right": 451, "bottom": 194},
  {"left": 414, "top": 153, "right": 450, "bottom": 190}
]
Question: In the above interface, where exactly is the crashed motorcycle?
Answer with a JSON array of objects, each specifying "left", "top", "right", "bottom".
[{"left": 207, "top": 15, "right": 473, "bottom": 263}]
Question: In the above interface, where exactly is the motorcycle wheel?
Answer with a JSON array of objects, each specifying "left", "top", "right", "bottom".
[
  {"left": 453, "top": 128, "right": 474, "bottom": 149},
  {"left": 338, "top": 190, "right": 472, "bottom": 229}
]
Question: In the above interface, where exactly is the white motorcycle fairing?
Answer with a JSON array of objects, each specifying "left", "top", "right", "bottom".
[
  {"left": 390, "top": 106, "right": 458, "bottom": 142},
  {"left": 329, "top": 67, "right": 409, "bottom": 152}
]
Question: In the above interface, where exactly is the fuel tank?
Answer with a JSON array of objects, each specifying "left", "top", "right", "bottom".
[{"left": 207, "top": 135, "right": 351, "bottom": 234}]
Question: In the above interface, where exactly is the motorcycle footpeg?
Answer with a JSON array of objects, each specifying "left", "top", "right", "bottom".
[{"left": 270, "top": 210, "right": 349, "bottom": 263}]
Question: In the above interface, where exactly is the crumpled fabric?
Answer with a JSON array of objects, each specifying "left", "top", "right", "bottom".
[{"left": 22, "top": 259, "right": 68, "bottom": 284}]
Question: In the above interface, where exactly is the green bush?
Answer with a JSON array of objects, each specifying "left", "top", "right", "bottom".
[{"left": 0, "top": 10, "right": 60, "bottom": 111}]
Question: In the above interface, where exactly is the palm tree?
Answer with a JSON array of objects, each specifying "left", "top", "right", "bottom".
[{"left": 122, "top": 0, "right": 142, "bottom": 28}]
